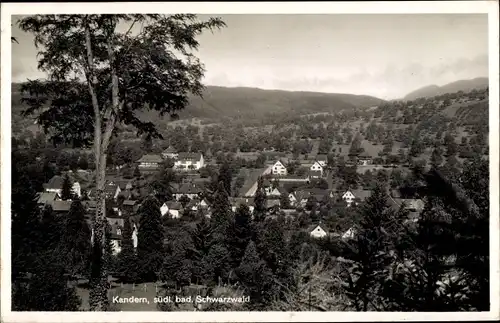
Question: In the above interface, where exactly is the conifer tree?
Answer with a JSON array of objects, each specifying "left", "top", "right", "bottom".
[
  {"left": 62, "top": 200, "right": 92, "bottom": 279},
  {"left": 189, "top": 217, "right": 213, "bottom": 283},
  {"left": 280, "top": 192, "right": 291, "bottom": 209},
  {"left": 230, "top": 204, "right": 254, "bottom": 267},
  {"left": 12, "top": 249, "right": 82, "bottom": 311},
  {"left": 253, "top": 176, "right": 267, "bottom": 222},
  {"left": 61, "top": 174, "right": 74, "bottom": 201},
  {"left": 210, "top": 181, "right": 233, "bottom": 243},
  {"left": 137, "top": 197, "right": 165, "bottom": 282},
  {"left": 236, "top": 241, "right": 275, "bottom": 310},
  {"left": 117, "top": 216, "right": 139, "bottom": 283},
  {"left": 255, "top": 218, "right": 294, "bottom": 300},
  {"left": 218, "top": 161, "right": 233, "bottom": 196},
  {"left": 11, "top": 173, "right": 43, "bottom": 279},
  {"left": 341, "top": 183, "right": 401, "bottom": 311}
]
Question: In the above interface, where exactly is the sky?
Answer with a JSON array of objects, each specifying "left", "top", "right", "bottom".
[{"left": 11, "top": 14, "right": 489, "bottom": 100}]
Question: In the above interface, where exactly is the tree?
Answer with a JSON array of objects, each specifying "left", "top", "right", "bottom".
[
  {"left": 253, "top": 177, "right": 267, "bottom": 222},
  {"left": 117, "top": 216, "right": 139, "bottom": 283},
  {"left": 210, "top": 181, "right": 233, "bottom": 244},
  {"left": 431, "top": 146, "right": 443, "bottom": 167},
  {"left": 137, "top": 197, "right": 165, "bottom": 282},
  {"left": 230, "top": 204, "right": 254, "bottom": 267},
  {"left": 341, "top": 183, "right": 406, "bottom": 311},
  {"left": 280, "top": 192, "right": 291, "bottom": 209},
  {"left": 18, "top": 14, "right": 225, "bottom": 310},
  {"left": 11, "top": 172, "right": 43, "bottom": 279},
  {"left": 218, "top": 161, "right": 233, "bottom": 195},
  {"left": 61, "top": 174, "right": 74, "bottom": 201},
  {"left": 233, "top": 175, "right": 246, "bottom": 197},
  {"left": 189, "top": 217, "right": 213, "bottom": 284},
  {"left": 12, "top": 250, "right": 82, "bottom": 311},
  {"left": 133, "top": 165, "right": 141, "bottom": 178},
  {"left": 62, "top": 200, "right": 92, "bottom": 279},
  {"left": 255, "top": 219, "right": 293, "bottom": 301},
  {"left": 235, "top": 241, "right": 275, "bottom": 310}
]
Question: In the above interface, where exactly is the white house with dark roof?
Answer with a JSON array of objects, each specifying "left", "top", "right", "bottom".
[
  {"left": 342, "top": 189, "right": 372, "bottom": 207},
  {"left": 310, "top": 161, "right": 324, "bottom": 174},
  {"left": 271, "top": 160, "right": 287, "bottom": 176},
  {"left": 309, "top": 223, "right": 328, "bottom": 239},
  {"left": 174, "top": 152, "right": 204, "bottom": 170},
  {"left": 160, "top": 201, "right": 182, "bottom": 218}
]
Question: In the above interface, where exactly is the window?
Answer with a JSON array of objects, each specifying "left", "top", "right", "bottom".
[{"left": 117, "top": 229, "right": 121, "bottom": 235}]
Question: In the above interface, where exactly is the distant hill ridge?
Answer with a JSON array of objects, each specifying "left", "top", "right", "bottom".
[
  {"left": 12, "top": 83, "right": 386, "bottom": 120},
  {"left": 403, "top": 77, "right": 488, "bottom": 100}
]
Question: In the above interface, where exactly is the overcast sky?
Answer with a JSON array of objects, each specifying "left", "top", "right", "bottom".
[{"left": 11, "top": 14, "right": 488, "bottom": 100}]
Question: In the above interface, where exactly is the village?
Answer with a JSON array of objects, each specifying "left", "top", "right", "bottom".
[{"left": 36, "top": 143, "right": 425, "bottom": 256}]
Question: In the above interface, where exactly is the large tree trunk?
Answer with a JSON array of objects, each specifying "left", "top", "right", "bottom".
[{"left": 89, "top": 152, "right": 109, "bottom": 311}]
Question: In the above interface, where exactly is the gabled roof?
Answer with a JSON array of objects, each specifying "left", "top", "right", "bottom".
[
  {"left": 48, "top": 200, "right": 72, "bottom": 212},
  {"left": 273, "top": 159, "right": 287, "bottom": 167},
  {"left": 137, "top": 154, "right": 163, "bottom": 163},
  {"left": 165, "top": 201, "right": 182, "bottom": 210},
  {"left": 123, "top": 200, "right": 137, "bottom": 206},
  {"left": 351, "top": 189, "right": 372, "bottom": 201},
  {"left": 44, "top": 175, "right": 64, "bottom": 189},
  {"left": 315, "top": 154, "right": 327, "bottom": 161},
  {"left": 163, "top": 146, "right": 177, "bottom": 154},
  {"left": 177, "top": 152, "right": 203, "bottom": 161},
  {"left": 174, "top": 182, "right": 202, "bottom": 195},
  {"left": 37, "top": 192, "right": 59, "bottom": 204},
  {"left": 308, "top": 223, "right": 328, "bottom": 233}
]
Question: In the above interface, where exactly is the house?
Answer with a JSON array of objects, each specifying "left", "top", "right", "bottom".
[
  {"left": 43, "top": 175, "right": 81, "bottom": 198},
  {"left": 108, "top": 221, "right": 138, "bottom": 255},
  {"left": 160, "top": 201, "right": 182, "bottom": 218},
  {"left": 173, "top": 182, "right": 203, "bottom": 200},
  {"left": 309, "top": 223, "right": 328, "bottom": 239},
  {"left": 104, "top": 182, "right": 121, "bottom": 200},
  {"left": 341, "top": 189, "right": 372, "bottom": 207},
  {"left": 121, "top": 199, "right": 138, "bottom": 214},
  {"left": 37, "top": 192, "right": 61, "bottom": 205},
  {"left": 358, "top": 152, "right": 372, "bottom": 166},
  {"left": 271, "top": 160, "right": 287, "bottom": 176},
  {"left": 265, "top": 186, "right": 283, "bottom": 198},
  {"left": 162, "top": 146, "right": 179, "bottom": 160},
  {"left": 315, "top": 154, "right": 328, "bottom": 167},
  {"left": 342, "top": 227, "right": 357, "bottom": 240},
  {"left": 310, "top": 161, "right": 324, "bottom": 175},
  {"left": 174, "top": 152, "right": 205, "bottom": 171},
  {"left": 137, "top": 154, "right": 163, "bottom": 170}
]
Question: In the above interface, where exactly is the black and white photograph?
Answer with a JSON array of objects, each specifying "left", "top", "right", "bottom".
[{"left": 1, "top": 1, "right": 499, "bottom": 321}]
